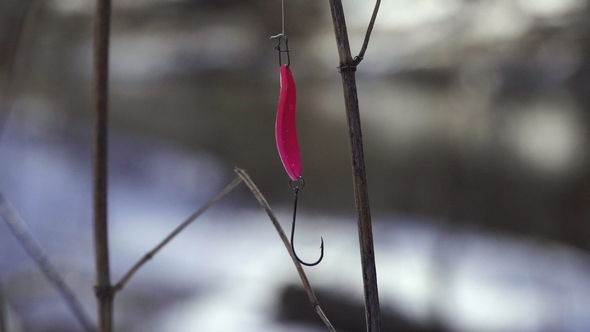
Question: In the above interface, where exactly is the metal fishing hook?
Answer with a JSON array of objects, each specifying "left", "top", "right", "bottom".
[{"left": 289, "top": 177, "right": 324, "bottom": 266}]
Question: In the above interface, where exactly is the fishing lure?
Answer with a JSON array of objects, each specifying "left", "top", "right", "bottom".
[
  {"left": 276, "top": 64, "right": 300, "bottom": 181},
  {"left": 272, "top": 34, "right": 324, "bottom": 267}
]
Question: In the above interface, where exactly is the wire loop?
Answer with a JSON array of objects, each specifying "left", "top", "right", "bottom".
[
  {"left": 271, "top": 34, "right": 291, "bottom": 66},
  {"left": 289, "top": 176, "right": 305, "bottom": 191}
]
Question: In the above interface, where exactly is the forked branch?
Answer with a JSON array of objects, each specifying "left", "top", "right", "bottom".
[
  {"left": 326, "top": 0, "right": 382, "bottom": 331},
  {"left": 113, "top": 177, "right": 243, "bottom": 292},
  {"left": 235, "top": 168, "right": 336, "bottom": 332},
  {"left": 112, "top": 170, "right": 335, "bottom": 331},
  {"left": 355, "top": 0, "right": 381, "bottom": 65}
]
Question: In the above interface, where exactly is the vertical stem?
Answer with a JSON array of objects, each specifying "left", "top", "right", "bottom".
[
  {"left": 326, "top": 1, "right": 381, "bottom": 331},
  {"left": 93, "top": 0, "right": 113, "bottom": 331},
  {"left": 0, "top": 280, "right": 7, "bottom": 332}
]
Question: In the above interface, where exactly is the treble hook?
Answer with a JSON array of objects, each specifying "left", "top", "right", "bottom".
[{"left": 289, "top": 177, "right": 324, "bottom": 266}]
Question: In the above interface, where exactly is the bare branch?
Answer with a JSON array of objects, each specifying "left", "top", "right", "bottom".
[
  {"left": 92, "top": 0, "right": 113, "bottom": 330},
  {"left": 113, "top": 177, "right": 243, "bottom": 292},
  {"left": 327, "top": 0, "right": 381, "bottom": 331},
  {"left": 0, "top": 194, "right": 97, "bottom": 332},
  {"left": 355, "top": 0, "right": 381, "bottom": 65},
  {"left": 235, "top": 168, "right": 336, "bottom": 332}
]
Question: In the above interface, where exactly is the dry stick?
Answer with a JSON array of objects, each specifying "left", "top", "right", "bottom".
[
  {"left": 115, "top": 171, "right": 332, "bottom": 330},
  {"left": 0, "top": 279, "right": 7, "bottom": 332},
  {"left": 235, "top": 168, "right": 336, "bottom": 332},
  {"left": 0, "top": 195, "right": 97, "bottom": 332},
  {"left": 327, "top": 1, "right": 381, "bottom": 331},
  {"left": 92, "top": 0, "right": 113, "bottom": 331},
  {"left": 354, "top": 0, "right": 381, "bottom": 65},
  {"left": 113, "top": 177, "right": 244, "bottom": 292}
]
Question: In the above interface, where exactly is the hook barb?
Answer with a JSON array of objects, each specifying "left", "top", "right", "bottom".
[
  {"left": 290, "top": 181, "right": 324, "bottom": 267},
  {"left": 291, "top": 234, "right": 324, "bottom": 267}
]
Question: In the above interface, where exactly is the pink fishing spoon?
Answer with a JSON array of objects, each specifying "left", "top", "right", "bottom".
[
  {"left": 273, "top": 36, "right": 323, "bottom": 267},
  {"left": 275, "top": 64, "right": 301, "bottom": 181}
]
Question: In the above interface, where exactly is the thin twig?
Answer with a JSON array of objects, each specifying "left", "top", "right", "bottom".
[
  {"left": 0, "top": 279, "right": 7, "bottom": 332},
  {"left": 235, "top": 168, "right": 336, "bottom": 332},
  {"left": 326, "top": 0, "right": 381, "bottom": 331},
  {"left": 354, "top": 0, "right": 381, "bottom": 65},
  {"left": 113, "top": 177, "right": 244, "bottom": 292},
  {"left": 0, "top": 194, "right": 97, "bottom": 332},
  {"left": 92, "top": 0, "right": 113, "bottom": 330}
]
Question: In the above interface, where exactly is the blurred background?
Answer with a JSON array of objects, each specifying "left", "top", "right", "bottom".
[{"left": 2, "top": 0, "right": 590, "bottom": 331}]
